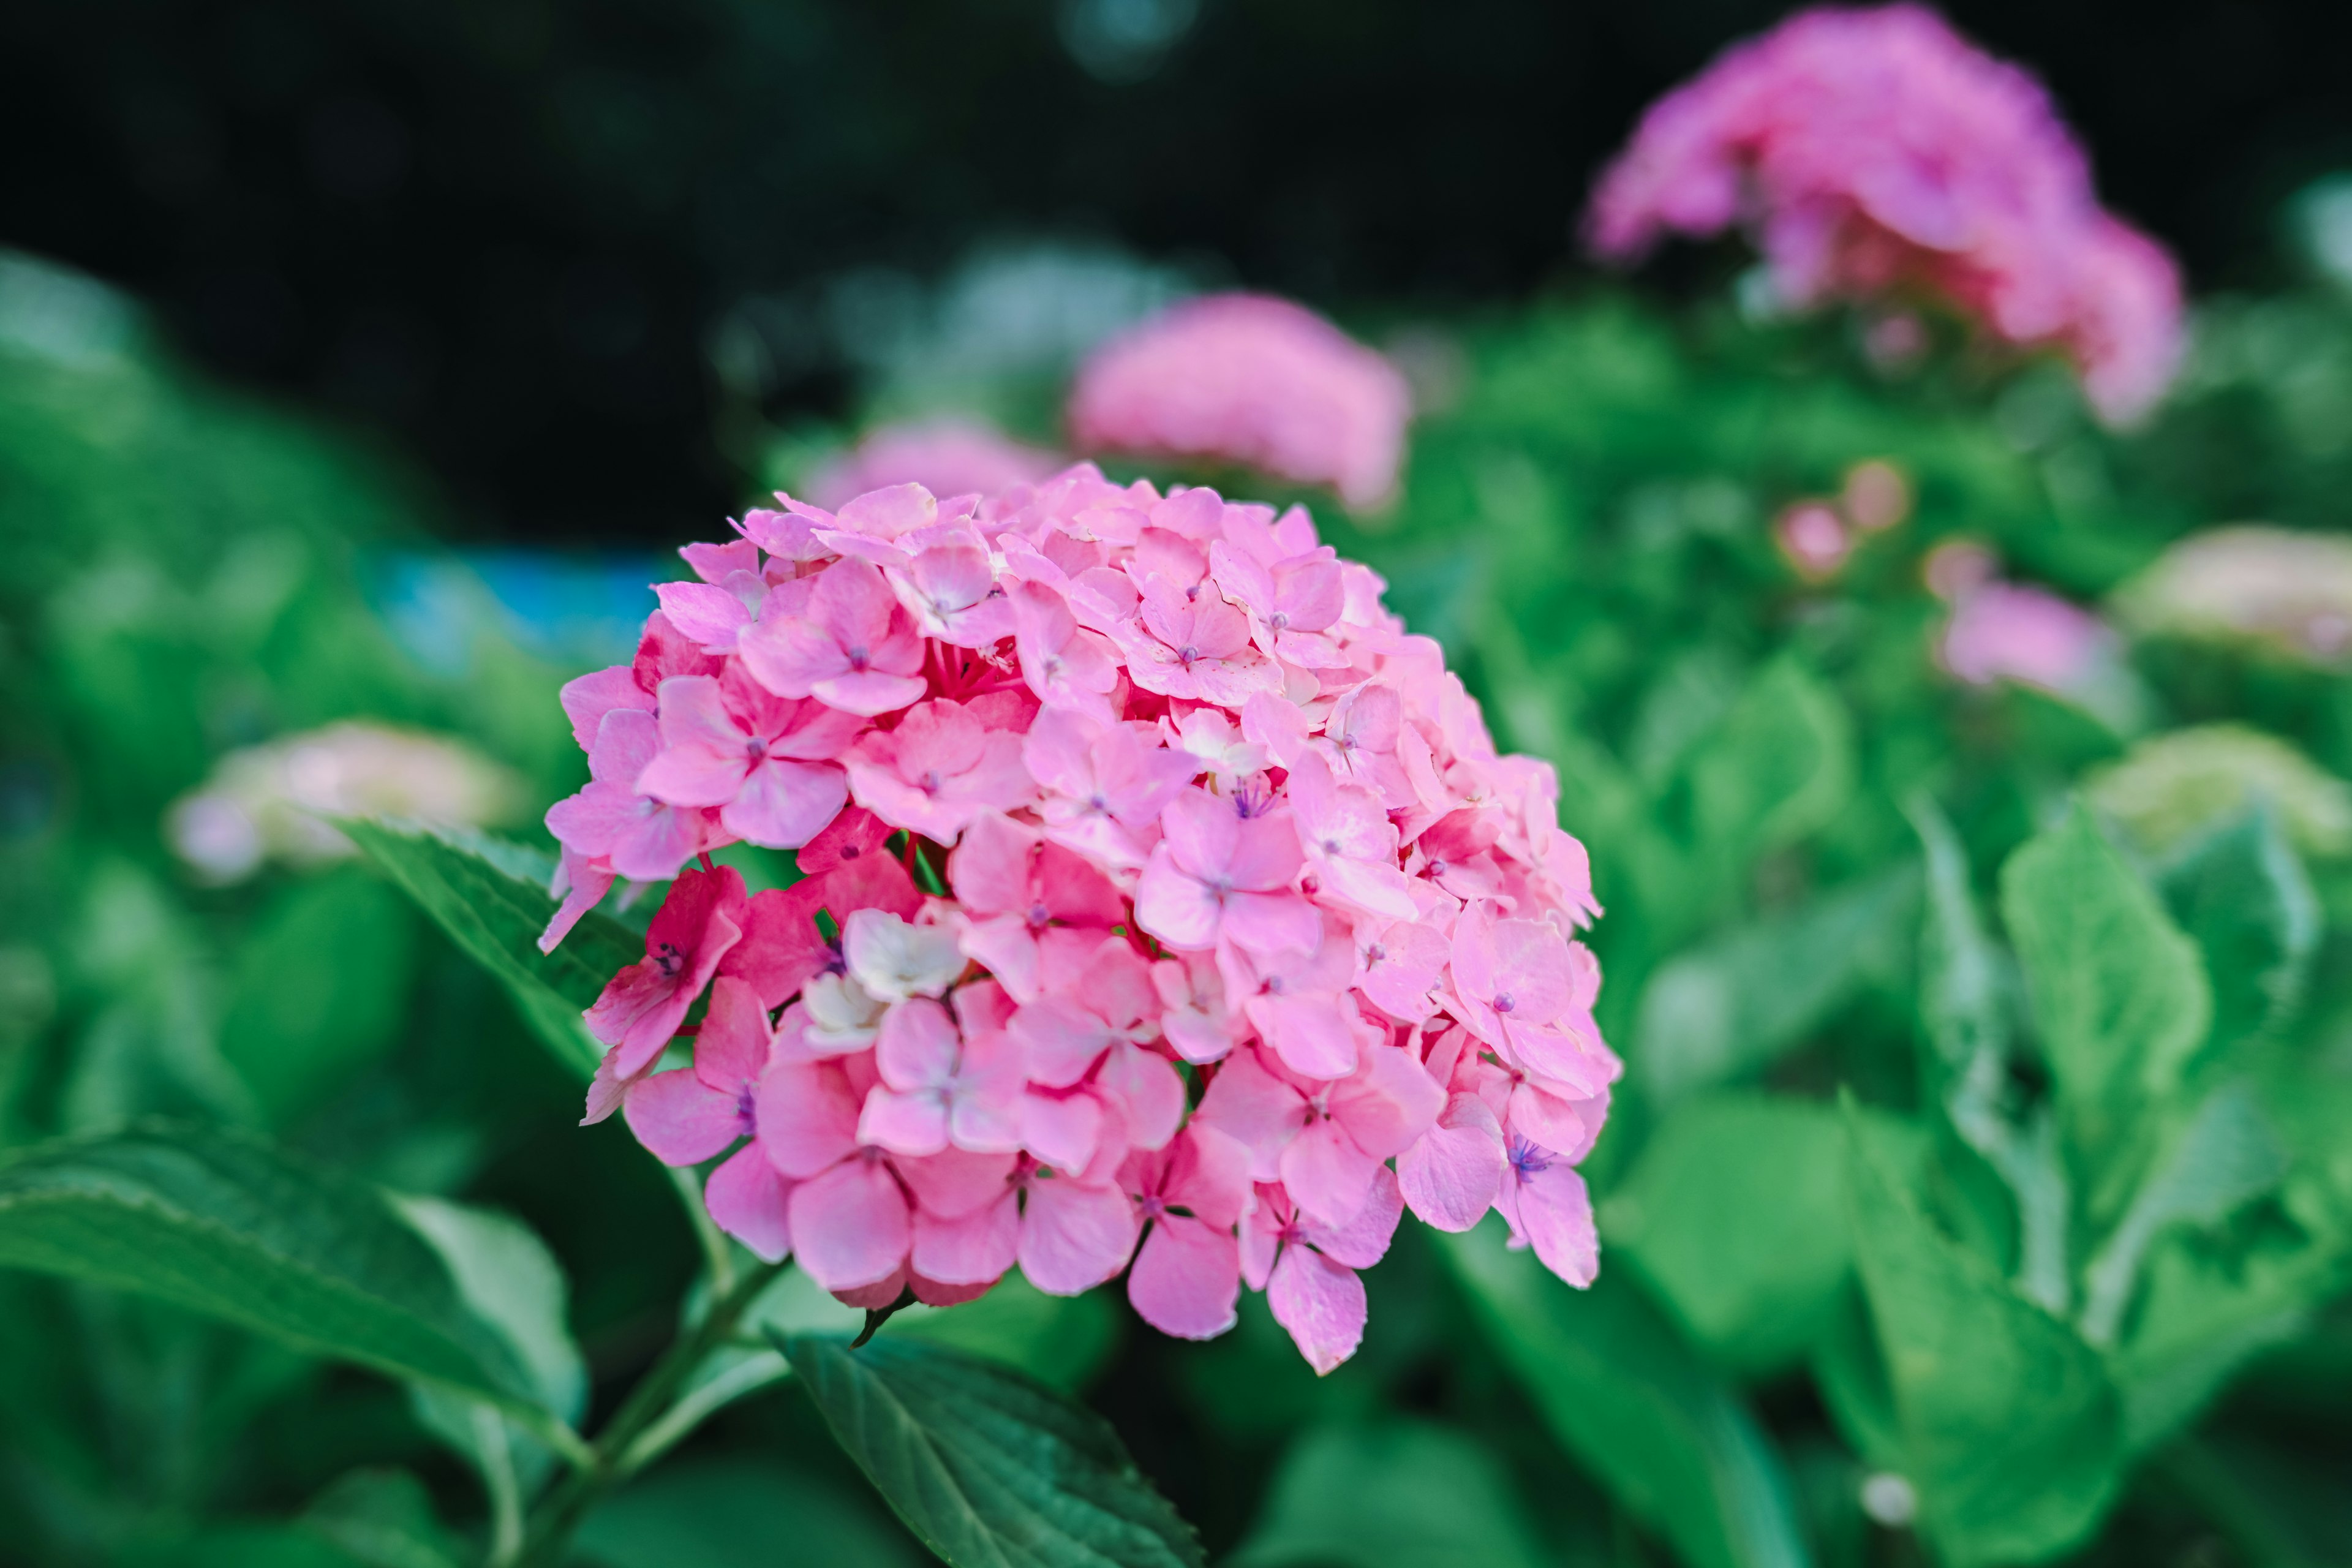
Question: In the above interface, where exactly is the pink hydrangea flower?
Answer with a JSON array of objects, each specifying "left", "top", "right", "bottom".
[
  {"left": 1588, "top": 4, "right": 2182, "bottom": 423},
  {"left": 546, "top": 463, "right": 1612, "bottom": 1372},
  {"left": 1939, "top": 579, "right": 2114, "bottom": 695},
  {"left": 1068, "top": 295, "right": 1414, "bottom": 508}
]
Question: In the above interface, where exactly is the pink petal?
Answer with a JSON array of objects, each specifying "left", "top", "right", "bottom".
[
  {"left": 1305, "top": 1163, "right": 1404, "bottom": 1270},
  {"left": 812, "top": 669, "right": 930, "bottom": 717},
  {"left": 788, "top": 1156, "right": 912, "bottom": 1292},
  {"left": 1329, "top": 1044, "right": 1446, "bottom": 1160},
  {"left": 1501, "top": 1157, "right": 1598, "bottom": 1288},
  {"left": 624, "top": 1069, "right": 745, "bottom": 1166},
  {"left": 705, "top": 1143, "right": 795, "bottom": 1262},
  {"left": 1018, "top": 1178, "right": 1139, "bottom": 1294},
  {"left": 753, "top": 1061, "right": 862, "bottom": 1177},
  {"left": 693, "top": 976, "right": 774, "bottom": 1093},
  {"left": 559, "top": 666, "right": 652, "bottom": 752},
  {"left": 1397, "top": 1093, "right": 1504, "bottom": 1232},
  {"left": 857, "top": 1087, "right": 949, "bottom": 1157},
  {"left": 1008, "top": 996, "right": 1114, "bottom": 1088},
  {"left": 912, "top": 1193, "right": 1019, "bottom": 1286},
  {"left": 723, "top": 759, "right": 848, "bottom": 848},
  {"left": 1279, "top": 1118, "right": 1379, "bottom": 1231},
  {"left": 1127, "top": 1216, "right": 1240, "bottom": 1340},
  {"left": 1133, "top": 850, "right": 1224, "bottom": 949},
  {"left": 1192, "top": 1050, "right": 1308, "bottom": 1181},
  {"left": 876, "top": 998, "right": 962, "bottom": 1092},
  {"left": 1248, "top": 992, "right": 1363, "bottom": 1080},
  {"left": 1219, "top": 891, "right": 1323, "bottom": 957},
  {"left": 896, "top": 1145, "right": 1018, "bottom": 1219},
  {"left": 1267, "top": 1245, "right": 1368, "bottom": 1374}
]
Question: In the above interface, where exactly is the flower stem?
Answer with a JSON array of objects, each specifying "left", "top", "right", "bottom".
[{"left": 508, "top": 1259, "right": 786, "bottom": 1568}]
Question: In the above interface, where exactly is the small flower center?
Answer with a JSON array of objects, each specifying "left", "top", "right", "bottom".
[
  {"left": 653, "top": 941, "right": 686, "bottom": 978},
  {"left": 1027, "top": 902, "right": 1052, "bottom": 930},
  {"left": 1493, "top": 992, "right": 1517, "bottom": 1014},
  {"left": 1175, "top": 644, "right": 1200, "bottom": 667},
  {"left": 919, "top": 769, "right": 943, "bottom": 794}
]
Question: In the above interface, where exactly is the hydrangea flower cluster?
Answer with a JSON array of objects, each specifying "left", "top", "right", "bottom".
[
  {"left": 542, "top": 467, "right": 1612, "bottom": 1371},
  {"left": 1586, "top": 4, "right": 2182, "bottom": 424},
  {"left": 1069, "top": 295, "right": 1414, "bottom": 511}
]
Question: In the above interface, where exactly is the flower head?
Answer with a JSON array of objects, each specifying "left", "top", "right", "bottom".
[{"left": 546, "top": 465, "right": 1610, "bottom": 1371}]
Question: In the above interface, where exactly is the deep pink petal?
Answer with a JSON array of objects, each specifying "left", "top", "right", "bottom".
[
  {"left": 704, "top": 1143, "right": 795, "bottom": 1263},
  {"left": 1019, "top": 1178, "right": 1139, "bottom": 1294},
  {"left": 1267, "top": 1245, "right": 1368, "bottom": 1375},
  {"left": 911, "top": 1191, "right": 1020, "bottom": 1286},
  {"left": 788, "top": 1157, "right": 912, "bottom": 1291},
  {"left": 1128, "top": 1216, "right": 1240, "bottom": 1340}
]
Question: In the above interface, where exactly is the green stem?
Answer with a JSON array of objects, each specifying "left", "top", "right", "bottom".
[
  {"left": 666, "top": 1164, "right": 736, "bottom": 1299},
  {"left": 509, "top": 1259, "right": 786, "bottom": 1568}
]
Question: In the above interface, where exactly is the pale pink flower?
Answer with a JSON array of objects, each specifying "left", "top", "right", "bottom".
[
  {"left": 1120, "top": 1125, "right": 1254, "bottom": 1340},
  {"left": 1025, "top": 708, "right": 1196, "bottom": 870},
  {"left": 805, "top": 420, "right": 1065, "bottom": 511},
  {"left": 545, "top": 708, "right": 719, "bottom": 884},
  {"left": 857, "top": 990, "right": 1024, "bottom": 1156},
  {"left": 1068, "top": 295, "right": 1413, "bottom": 508},
  {"left": 1939, "top": 580, "right": 2113, "bottom": 694},
  {"left": 1447, "top": 902, "right": 1615, "bottom": 1095},
  {"left": 845, "top": 698, "right": 1035, "bottom": 843},
  {"left": 947, "top": 812, "right": 1124, "bottom": 1002},
  {"left": 1134, "top": 788, "right": 1318, "bottom": 955},
  {"left": 737, "top": 559, "right": 928, "bottom": 717},
  {"left": 1588, "top": 4, "right": 2182, "bottom": 423},
  {"left": 1498, "top": 1134, "right": 1598, "bottom": 1287},
  {"left": 635, "top": 669, "right": 864, "bottom": 849},
  {"left": 1241, "top": 1167, "right": 1404, "bottom": 1374},
  {"left": 1193, "top": 1044, "right": 1442, "bottom": 1230}
]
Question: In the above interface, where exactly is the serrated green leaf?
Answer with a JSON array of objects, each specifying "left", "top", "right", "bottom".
[
  {"left": 1845, "top": 1107, "right": 2124, "bottom": 1565},
  {"left": 1229, "top": 1421, "right": 1550, "bottom": 1568},
  {"left": 343, "top": 818, "right": 640, "bottom": 1078},
  {"left": 780, "top": 1332, "right": 1204, "bottom": 1568},
  {"left": 2157, "top": 809, "right": 2321, "bottom": 1060},
  {"left": 0, "top": 1121, "right": 564, "bottom": 1442},
  {"left": 1436, "top": 1223, "right": 1814, "bottom": 1568},
  {"left": 2000, "top": 805, "right": 2211, "bottom": 1164}
]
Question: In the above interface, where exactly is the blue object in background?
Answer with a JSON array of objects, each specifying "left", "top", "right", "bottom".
[{"left": 369, "top": 548, "right": 666, "bottom": 676}]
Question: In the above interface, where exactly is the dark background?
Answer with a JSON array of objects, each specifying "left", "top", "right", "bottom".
[{"left": 4, "top": 0, "right": 2347, "bottom": 541}]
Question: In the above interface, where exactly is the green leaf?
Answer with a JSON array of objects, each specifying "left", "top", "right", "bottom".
[
  {"left": 575, "top": 1456, "right": 921, "bottom": 1568},
  {"left": 393, "top": 1194, "right": 587, "bottom": 1503},
  {"left": 1436, "top": 1223, "right": 1814, "bottom": 1568},
  {"left": 218, "top": 868, "right": 417, "bottom": 1125},
  {"left": 1228, "top": 1421, "right": 1550, "bottom": 1568},
  {"left": 2156, "top": 809, "right": 2321, "bottom": 1060},
  {"left": 778, "top": 1331, "right": 1205, "bottom": 1568},
  {"left": 1910, "top": 796, "right": 2070, "bottom": 1313},
  {"left": 344, "top": 818, "right": 641, "bottom": 1078},
  {"left": 300, "top": 1469, "right": 465, "bottom": 1568},
  {"left": 1607, "top": 1093, "right": 1908, "bottom": 1374},
  {"left": 1685, "top": 657, "right": 1854, "bottom": 859},
  {"left": 2000, "top": 805, "right": 2211, "bottom": 1164},
  {"left": 2079, "top": 1081, "right": 2290, "bottom": 1348},
  {"left": 0, "top": 1121, "right": 564, "bottom": 1440},
  {"left": 1633, "top": 864, "right": 1917, "bottom": 1105},
  {"left": 1845, "top": 1107, "right": 2124, "bottom": 1565}
]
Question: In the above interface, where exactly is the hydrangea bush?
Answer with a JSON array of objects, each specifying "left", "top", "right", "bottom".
[{"left": 542, "top": 468, "right": 1611, "bottom": 1370}]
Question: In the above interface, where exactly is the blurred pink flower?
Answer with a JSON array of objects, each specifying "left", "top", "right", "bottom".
[
  {"left": 1588, "top": 4, "right": 2182, "bottom": 423},
  {"left": 1939, "top": 580, "right": 2113, "bottom": 693},
  {"left": 1068, "top": 294, "right": 1413, "bottom": 508},
  {"left": 805, "top": 420, "right": 1065, "bottom": 511}
]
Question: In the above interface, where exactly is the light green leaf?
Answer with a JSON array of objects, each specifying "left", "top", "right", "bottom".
[
  {"left": 2156, "top": 809, "right": 2321, "bottom": 1059},
  {"left": 1607, "top": 1094, "right": 1913, "bottom": 1374},
  {"left": 2080, "top": 1082, "right": 2290, "bottom": 1348},
  {"left": 2000, "top": 805, "right": 2211, "bottom": 1163},
  {"left": 1845, "top": 1108, "right": 2124, "bottom": 1565},
  {"left": 1229, "top": 1421, "right": 1550, "bottom": 1568},
  {"left": 1436, "top": 1223, "right": 1814, "bottom": 1568},
  {"left": 0, "top": 1122, "right": 565, "bottom": 1442},
  {"left": 300, "top": 1469, "right": 465, "bottom": 1568},
  {"left": 219, "top": 869, "right": 417, "bottom": 1125},
  {"left": 344, "top": 818, "right": 641, "bottom": 1078},
  {"left": 393, "top": 1194, "right": 587, "bottom": 1512},
  {"left": 780, "top": 1332, "right": 1205, "bottom": 1568},
  {"left": 1910, "top": 796, "right": 2070, "bottom": 1313},
  {"left": 1633, "top": 864, "right": 1917, "bottom": 1104},
  {"left": 1686, "top": 657, "right": 1854, "bottom": 858},
  {"left": 576, "top": 1455, "right": 920, "bottom": 1568}
]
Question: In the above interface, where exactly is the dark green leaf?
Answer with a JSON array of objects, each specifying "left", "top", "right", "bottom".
[
  {"left": 343, "top": 818, "right": 641, "bottom": 1077},
  {"left": 2156, "top": 808, "right": 2321, "bottom": 1060},
  {"left": 0, "top": 1121, "right": 565, "bottom": 1441},
  {"left": 575, "top": 1456, "right": 921, "bottom": 1568},
  {"left": 780, "top": 1332, "right": 1205, "bottom": 1568},
  {"left": 2000, "top": 805, "right": 2211, "bottom": 1163},
  {"left": 1436, "top": 1223, "right": 1814, "bottom": 1568},
  {"left": 1228, "top": 1422, "right": 1549, "bottom": 1568},
  {"left": 1845, "top": 1107, "right": 2124, "bottom": 1564},
  {"left": 300, "top": 1469, "right": 465, "bottom": 1568}
]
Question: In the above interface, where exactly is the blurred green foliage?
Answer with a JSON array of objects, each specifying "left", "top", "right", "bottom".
[{"left": 8, "top": 234, "right": 2352, "bottom": 1568}]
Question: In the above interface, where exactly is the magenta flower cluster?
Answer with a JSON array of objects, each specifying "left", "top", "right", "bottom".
[
  {"left": 1587, "top": 4, "right": 2182, "bottom": 424},
  {"left": 541, "top": 468, "right": 1611, "bottom": 1371}
]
